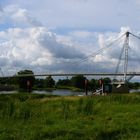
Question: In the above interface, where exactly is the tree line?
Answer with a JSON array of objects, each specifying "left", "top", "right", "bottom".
[{"left": 0, "top": 69, "right": 139, "bottom": 91}]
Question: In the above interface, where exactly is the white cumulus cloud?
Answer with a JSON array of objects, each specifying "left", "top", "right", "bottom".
[{"left": 0, "top": 4, "right": 140, "bottom": 78}]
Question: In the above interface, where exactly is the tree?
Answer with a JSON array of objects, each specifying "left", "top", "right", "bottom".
[
  {"left": 71, "top": 75, "right": 86, "bottom": 89},
  {"left": 56, "top": 79, "right": 71, "bottom": 87},
  {"left": 34, "top": 78, "right": 45, "bottom": 89},
  {"left": 103, "top": 77, "right": 111, "bottom": 84},
  {"left": 89, "top": 79, "right": 99, "bottom": 91},
  {"left": 45, "top": 76, "right": 55, "bottom": 88},
  {"left": 17, "top": 70, "right": 35, "bottom": 92}
]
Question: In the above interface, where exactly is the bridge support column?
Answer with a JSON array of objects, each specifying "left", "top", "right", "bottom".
[{"left": 85, "top": 79, "right": 88, "bottom": 95}]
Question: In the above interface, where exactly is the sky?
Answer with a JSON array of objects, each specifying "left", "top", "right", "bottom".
[{"left": 0, "top": 0, "right": 140, "bottom": 80}]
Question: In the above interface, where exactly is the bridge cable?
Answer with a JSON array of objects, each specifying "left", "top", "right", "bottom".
[
  {"left": 127, "top": 32, "right": 140, "bottom": 72},
  {"left": 115, "top": 32, "right": 140, "bottom": 82},
  {"left": 113, "top": 44, "right": 125, "bottom": 81},
  {"left": 71, "top": 33, "right": 126, "bottom": 65},
  {"left": 129, "top": 32, "right": 140, "bottom": 40},
  {"left": 0, "top": 68, "right": 4, "bottom": 77}
]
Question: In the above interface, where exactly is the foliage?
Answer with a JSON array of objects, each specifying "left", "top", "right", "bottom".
[
  {"left": 17, "top": 70, "right": 35, "bottom": 92},
  {"left": 56, "top": 78, "right": 71, "bottom": 86},
  {"left": 88, "top": 78, "right": 100, "bottom": 91},
  {"left": 45, "top": 76, "right": 55, "bottom": 88},
  {"left": 0, "top": 93, "right": 140, "bottom": 139},
  {"left": 0, "top": 77, "right": 17, "bottom": 91},
  {"left": 128, "top": 82, "right": 140, "bottom": 89},
  {"left": 103, "top": 77, "right": 111, "bottom": 84},
  {"left": 61, "top": 99, "right": 70, "bottom": 120},
  {"left": 70, "top": 75, "right": 86, "bottom": 89},
  {"left": 34, "top": 78, "right": 45, "bottom": 89},
  {"left": 55, "top": 76, "right": 112, "bottom": 91},
  {"left": 1, "top": 67, "right": 140, "bottom": 92}
]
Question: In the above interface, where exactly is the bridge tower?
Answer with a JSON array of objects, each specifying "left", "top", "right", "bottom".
[
  {"left": 114, "top": 31, "right": 130, "bottom": 84},
  {"left": 124, "top": 32, "right": 129, "bottom": 83},
  {"left": 112, "top": 32, "right": 130, "bottom": 93}
]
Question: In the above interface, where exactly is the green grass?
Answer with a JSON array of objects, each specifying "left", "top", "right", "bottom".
[{"left": 0, "top": 93, "right": 140, "bottom": 140}]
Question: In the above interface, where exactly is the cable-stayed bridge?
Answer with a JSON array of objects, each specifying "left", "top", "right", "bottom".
[
  {"left": 1, "top": 31, "right": 140, "bottom": 84},
  {"left": 0, "top": 72, "right": 139, "bottom": 78}
]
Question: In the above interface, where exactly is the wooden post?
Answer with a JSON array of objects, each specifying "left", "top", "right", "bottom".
[
  {"left": 85, "top": 79, "right": 88, "bottom": 96},
  {"left": 99, "top": 79, "right": 104, "bottom": 95},
  {"left": 27, "top": 80, "right": 31, "bottom": 93}
]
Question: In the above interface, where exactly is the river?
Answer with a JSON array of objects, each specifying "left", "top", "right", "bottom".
[
  {"left": 33, "top": 89, "right": 84, "bottom": 96},
  {"left": 0, "top": 89, "right": 85, "bottom": 96},
  {"left": 0, "top": 89, "right": 138, "bottom": 96}
]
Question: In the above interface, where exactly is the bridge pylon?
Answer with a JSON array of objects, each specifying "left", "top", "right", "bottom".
[
  {"left": 114, "top": 31, "right": 130, "bottom": 85},
  {"left": 124, "top": 31, "right": 129, "bottom": 83},
  {"left": 112, "top": 32, "right": 130, "bottom": 93}
]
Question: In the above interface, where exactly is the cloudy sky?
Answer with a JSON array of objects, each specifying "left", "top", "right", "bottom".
[{"left": 0, "top": 0, "right": 140, "bottom": 78}]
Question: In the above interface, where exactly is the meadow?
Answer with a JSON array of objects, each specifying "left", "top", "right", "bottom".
[{"left": 0, "top": 93, "right": 139, "bottom": 140}]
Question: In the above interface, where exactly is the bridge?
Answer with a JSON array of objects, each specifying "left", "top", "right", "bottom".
[
  {"left": 0, "top": 72, "right": 139, "bottom": 78},
  {"left": 1, "top": 31, "right": 140, "bottom": 84}
]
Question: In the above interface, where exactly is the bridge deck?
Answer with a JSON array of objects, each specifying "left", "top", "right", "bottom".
[{"left": 1, "top": 72, "right": 140, "bottom": 78}]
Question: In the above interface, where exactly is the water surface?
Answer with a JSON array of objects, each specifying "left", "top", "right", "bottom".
[
  {"left": 0, "top": 89, "right": 84, "bottom": 96},
  {"left": 33, "top": 89, "right": 84, "bottom": 96}
]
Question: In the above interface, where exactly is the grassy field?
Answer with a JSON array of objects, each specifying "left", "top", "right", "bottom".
[{"left": 0, "top": 93, "right": 140, "bottom": 140}]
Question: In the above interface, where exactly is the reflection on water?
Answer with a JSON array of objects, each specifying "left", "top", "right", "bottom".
[
  {"left": 33, "top": 89, "right": 138, "bottom": 95},
  {"left": 129, "top": 89, "right": 140, "bottom": 93},
  {"left": 0, "top": 89, "right": 138, "bottom": 95},
  {"left": 0, "top": 91, "right": 18, "bottom": 94},
  {"left": 0, "top": 90, "right": 84, "bottom": 96},
  {"left": 33, "top": 90, "right": 84, "bottom": 96}
]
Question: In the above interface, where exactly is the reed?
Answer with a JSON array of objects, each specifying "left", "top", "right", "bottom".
[{"left": 0, "top": 93, "right": 139, "bottom": 139}]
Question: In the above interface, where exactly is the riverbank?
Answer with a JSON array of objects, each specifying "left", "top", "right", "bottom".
[
  {"left": 0, "top": 93, "right": 140, "bottom": 139},
  {"left": 33, "top": 86, "right": 82, "bottom": 92}
]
